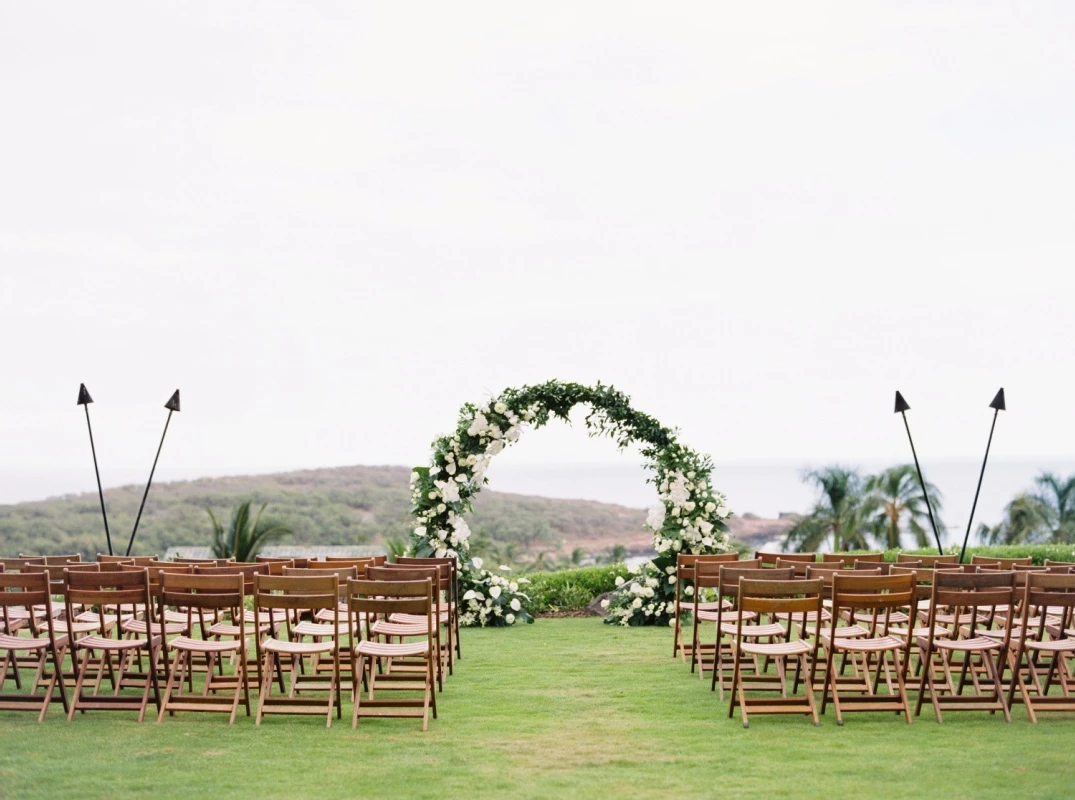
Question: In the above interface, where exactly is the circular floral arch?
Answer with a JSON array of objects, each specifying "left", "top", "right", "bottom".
[{"left": 409, "top": 381, "right": 733, "bottom": 627}]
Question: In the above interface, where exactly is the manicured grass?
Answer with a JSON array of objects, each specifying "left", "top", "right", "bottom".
[{"left": 1, "top": 618, "right": 1072, "bottom": 799}]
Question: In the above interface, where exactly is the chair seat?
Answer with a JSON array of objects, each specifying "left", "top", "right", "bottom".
[
  {"left": 825, "top": 634, "right": 903, "bottom": 653},
  {"left": 371, "top": 621, "right": 427, "bottom": 638},
  {"left": 207, "top": 622, "right": 268, "bottom": 638},
  {"left": 972, "top": 627, "right": 1023, "bottom": 641},
  {"left": 123, "top": 619, "right": 188, "bottom": 636},
  {"left": 0, "top": 633, "right": 68, "bottom": 651},
  {"left": 807, "top": 624, "right": 868, "bottom": 639},
  {"left": 853, "top": 610, "right": 910, "bottom": 625},
  {"left": 694, "top": 599, "right": 732, "bottom": 611},
  {"left": 293, "top": 620, "right": 349, "bottom": 637},
  {"left": 315, "top": 608, "right": 368, "bottom": 624},
  {"left": 390, "top": 613, "right": 446, "bottom": 625},
  {"left": 774, "top": 609, "right": 831, "bottom": 623},
  {"left": 242, "top": 609, "right": 287, "bottom": 625},
  {"left": 889, "top": 625, "right": 950, "bottom": 640},
  {"left": 918, "top": 635, "right": 1002, "bottom": 652},
  {"left": 1024, "top": 637, "right": 1075, "bottom": 653},
  {"left": 355, "top": 640, "right": 430, "bottom": 658},
  {"left": 262, "top": 637, "right": 335, "bottom": 656},
  {"left": 698, "top": 609, "right": 756, "bottom": 623},
  {"left": 738, "top": 639, "right": 812, "bottom": 657},
  {"left": 168, "top": 636, "right": 243, "bottom": 654},
  {"left": 52, "top": 619, "right": 102, "bottom": 635},
  {"left": 719, "top": 622, "right": 786, "bottom": 638},
  {"left": 75, "top": 634, "right": 158, "bottom": 651}
]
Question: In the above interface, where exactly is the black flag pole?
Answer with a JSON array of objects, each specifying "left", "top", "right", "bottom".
[
  {"left": 124, "top": 390, "right": 180, "bottom": 556},
  {"left": 894, "top": 391, "right": 944, "bottom": 555},
  {"left": 77, "top": 383, "right": 114, "bottom": 556},
  {"left": 959, "top": 388, "right": 1006, "bottom": 564}
]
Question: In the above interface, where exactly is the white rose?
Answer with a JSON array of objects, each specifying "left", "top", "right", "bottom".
[
  {"left": 472, "top": 557, "right": 484, "bottom": 570},
  {"left": 510, "top": 598, "right": 521, "bottom": 611},
  {"left": 409, "top": 472, "right": 419, "bottom": 484},
  {"left": 684, "top": 501, "right": 696, "bottom": 513},
  {"left": 505, "top": 613, "right": 515, "bottom": 624},
  {"left": 705, "top": 502, "right": 716, "bottom": 513},
  {"left": 600, "top": 599, "right": 610, "bottom": 609},
  {"left": 428, "top": 491, "right": 438, "bottom": 500},
  {"left": 487, "top": 440, "right": 505, "bottom": 456},
  {"left": 446, "top": 463, "right": 457, "bottom": 475},
  {"left": 632, "top": 598, "right": 642, "bottom": 608},
  {"left": 614, "top": 576, "right": 625, "bottom": 587},
  {"left": 629, "top": 582, "right": 643, "bottom": 595},
  {"left": 643, "top": 587, "right": 655, "bottom": 598},
  {"left": 494, "top": 401, "right": 507, "bottom": 414},
  {"left": 509, "top": 581, "right": 518, "bottom": 592},
  {"left": 668, "top": 575, "right": 677, "bottom": 584},
  {"left": 437, "top": 503, "right": 447, "bottom": 513},
  {"left": 490, "top": 586, "right": 502, "bottom": 599},
  {"left": 668, "top": 619, "right": 675, "bottom": 627}
]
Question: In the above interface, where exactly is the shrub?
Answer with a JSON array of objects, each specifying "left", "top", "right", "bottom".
[{"left": 524, "top": 564, "right": 632, "bottom": 614}]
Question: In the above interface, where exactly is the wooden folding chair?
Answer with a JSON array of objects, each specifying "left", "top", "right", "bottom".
[
  {"left": 254, "top": 573, "right": 342, "bottom": 727},
  {"left": 377, "top": 562, "right": 454, "bottom": 674},
  {"left": 915, "top": 570, "right": 1016, "bottom": 723},
  {"left": 157, "top": 571, "right": 251, "bottom": 724},
  {"left": 367, "top": 565, "right": 446, "bottom": 690},
  {"left": 971, "top": 555, "right": 1032, "bottom": 569},
  {"left": 284, "top": 565, "right": 358, "bottom": 694},
  {"left": 1007, "top": 571, "right": 1075, "bottom": 721},
  {"left": 0, "top": 569, "right": 70, "bottom": 720},
  {"left": 754, "top": 552, "right": 816, "bottom": 568},
  {"left": 672, "top": 553, "right": 739, "bottom": 662},
  {"left": 348, "top": 577, "right": 437, "bottom": 730},
  {"left": 821, "top": 552, "right": 884, "bottom": 567},
  {"left": 689, "top": 558, "right": 763, "bottom": 676},
  {"left": 21, "top": 554, "right": 82, "bottom": 565},
  {"left": 171, "top": 558, "right": 235, "bottom": 567},
  {"left": 257, "top": 556, "right": 307, "bottom": 569},
  {"left": 196, "top": 563, "right": 274, "bottom": 688},
  {"left": 699, "top": 563, "right": 792, "bottom": 695},
  {"left": 801, "top": 564, "right": 880, "bottom": 690},
  {"left": 65, "top": 567, "right": 162, "bottom": 722},
  {"left": 396, "top": 556, "right": 462, "bottom": 662},
  {"left": 729, "top": 577, "right": 824, "bottom": 727},
  {"left": 820, "top": 572, "right": 917, "bottom": 725},
  {"left": 901, "top": 553, "right": 959, "bottom": 566}
]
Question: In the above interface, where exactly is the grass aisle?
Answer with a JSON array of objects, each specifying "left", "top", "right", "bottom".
[{"left": 1, "top": 618, "right": 1072, "bottom": 799}]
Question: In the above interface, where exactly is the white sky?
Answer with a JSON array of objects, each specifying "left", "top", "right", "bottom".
[{"left": 2, "top": 2, "right": 1074, "bottom": 495}]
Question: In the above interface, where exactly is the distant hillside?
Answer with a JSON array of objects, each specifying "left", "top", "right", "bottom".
[{"left": 0, "top": 465, "right": 792, "bottom": 562}]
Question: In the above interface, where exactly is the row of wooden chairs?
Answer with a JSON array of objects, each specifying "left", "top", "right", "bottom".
[
  {"left": 670, "top": 551, "right": 1075, "bottom": 727},
  {"left": 0, "top": 554, "right": 463, "bottom": 730}
]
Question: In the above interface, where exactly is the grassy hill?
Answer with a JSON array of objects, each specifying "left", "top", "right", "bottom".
[
  {"left": 0, "top": 465, "right": 652, "bottom": 564},
  {"left": 0, "top": 465, "right": 792, "bottom": 565}
]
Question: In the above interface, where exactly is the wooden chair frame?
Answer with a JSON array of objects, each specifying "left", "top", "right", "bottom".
[
  {"left": 0, "top": 569, "right": 70, "bottom": 720},
  {"left": 1007, "top": 571, "right": 1075, "bottom": 721},
  {"left": 348, "top": 577, "right": 437, "bottom": 731},
  {"left": 672, "top": 553, "right": 740, "bottom": 662},
  {"left": 820, "top": 572, "right": 917, "bottom": 725},
  {"left": 728, "top": 577, "right": 824, "bottom": 727},
  {"left": 253, "top": 573, "right": 342, "bottom": 727},
  {"left": 157, "top": 571, "right": 251, "bottom": 724},
  {"left": 64, "top": 567, "right": 161, "bottom": 722},
  {"left": 914, "top": 570, "right": 1016, "bottom": 723},
  {"left": 396, "top": 556, "right": 462, "bottom": 662}
]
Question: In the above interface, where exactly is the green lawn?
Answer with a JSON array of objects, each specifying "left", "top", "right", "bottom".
[{"left": 1, "top": 618, "right": 1072, "bottom": 799}]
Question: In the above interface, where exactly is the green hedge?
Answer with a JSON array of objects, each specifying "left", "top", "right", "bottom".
[
  {"left": 830, "top": 545, "right": 1075, "bottom": 565},
  {"left": 520, "top": 545, "right": 1075, "bottom": 615},
  {"left": 523, "top": 564, "right": 632, "bottom": 614}
]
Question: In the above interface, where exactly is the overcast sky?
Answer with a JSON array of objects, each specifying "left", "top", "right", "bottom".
[{"left": 2, "top": 2, "right": 1074, "bottom": 499}]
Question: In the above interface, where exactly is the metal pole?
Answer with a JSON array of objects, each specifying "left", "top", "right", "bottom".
[
  {"left": 83, "top": 403, "right": 114, "bottom": 555},
  {"left": 124, "top": 407, "right": 173, "bottom": 556},
  {"left": 959, "top": 409, "right": 998, "bottom": 564},
  {"left": 899, "top": 409, "right": 944, "bottom": 555}
]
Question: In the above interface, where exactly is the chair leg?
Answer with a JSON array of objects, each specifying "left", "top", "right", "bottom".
[
  {"left": 68, "top": 649, "right": 91, "bottom": 721},
  {"left": 351, "top": 654, "right": 365, "bottom": 729},
  {"left": 802, "top": 654, "right": 819, "bottom": 726}
]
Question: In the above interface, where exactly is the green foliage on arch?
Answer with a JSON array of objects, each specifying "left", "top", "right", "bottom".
[{"left": 409, "top": 380, "right": 733, "bottom": 627}]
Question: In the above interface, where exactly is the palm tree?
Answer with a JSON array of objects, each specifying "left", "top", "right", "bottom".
[
  {"left": 865, "top": 465, "right": 944, "bottom": 549},
  {"left": 783, "top": 467, "right": 871, "bottom": 553},
  {"left": 1032, "top": 472, "right": 1075, "bottom": 543},
  {"left": 981, "top": 472, "right": 1075, "bottom": 545},
  {"left": 208, "top": 500, "right": 292, "bottom": 562}
]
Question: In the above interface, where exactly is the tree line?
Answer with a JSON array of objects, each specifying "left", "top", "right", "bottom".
[{"left": 784, "top": 465, "right": 1075, "bottom": 552}]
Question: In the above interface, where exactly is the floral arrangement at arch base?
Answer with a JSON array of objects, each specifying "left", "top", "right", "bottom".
[{"left": 409, "top": 380, "right": 733, "bottom": 627}]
